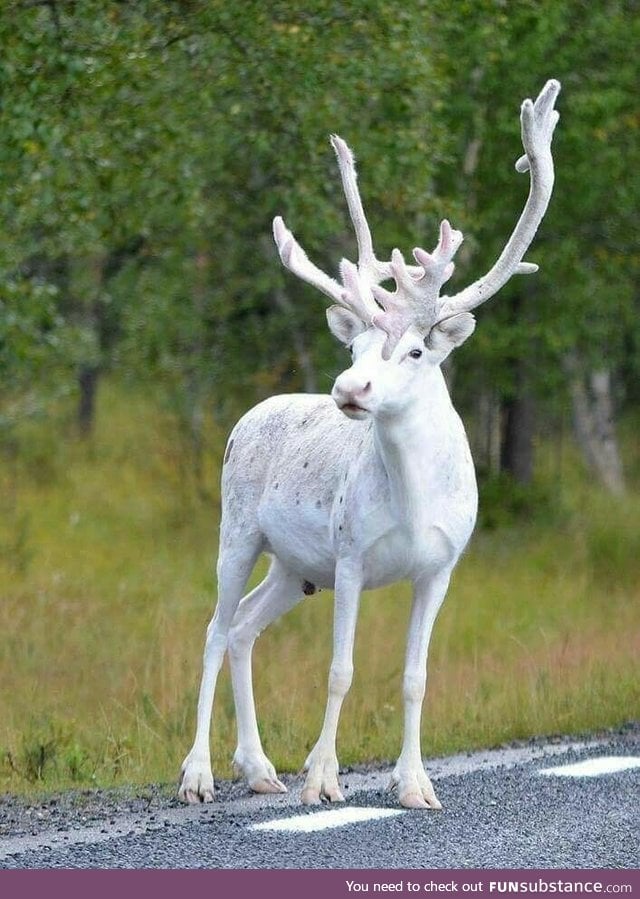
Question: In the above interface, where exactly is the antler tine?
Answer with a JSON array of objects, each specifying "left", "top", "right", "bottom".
[
  {"left": 370, "top": 219, "right": 464, "bottom": 354},
  {"left": 273, "top": 135, "right": 387, "bottom": 327},
  {"left": 272, "top": 216, "right": 380, "bottom": 323},
  {"left": 330, "top": 134, "right": 391, "bottom": 284},
  {"left": 412, "top": 219, "right": 464, "bottom": 311},
  {"left": 339, "top": 257, "right": 385, "bottom": 323},
  {"left": 439, "top": 79, "right": 561, "bottom": 320},
  {"left": 272, "top": 215, "right": 345, "bottom": 304}
]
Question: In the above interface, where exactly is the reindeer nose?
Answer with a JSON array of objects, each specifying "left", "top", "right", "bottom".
[
  {"left": 354, "top": 381, "right": 371, "bottom": 397},
  {"left": 332, "top": 374, "right": 372, "bottom": 409}
]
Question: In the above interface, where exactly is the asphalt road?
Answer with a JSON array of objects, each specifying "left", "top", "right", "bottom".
[{"left": 1, "top": 729, "right": 638, "bottom": 869}]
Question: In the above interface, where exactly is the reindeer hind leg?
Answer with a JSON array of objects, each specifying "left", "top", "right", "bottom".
[
  {"left": 228, "top": 557, "right": 306, "bottom": 794},
  {"left": 178, "top": 534, "right": 263, "bottom": 803}
]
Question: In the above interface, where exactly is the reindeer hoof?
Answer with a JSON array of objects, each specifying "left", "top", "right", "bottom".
[
  {"left": 233, "top": 748, "right": 287, "bottom": 795},
  {"left": 301, "top": 786, "right": 323, "bottom": 805},
  {"left": 301, "top": 784, "right": 345, "bottom": 805},
  {"left": 302, "top": 750, "right": 345, "bottom": 805},
  {"left": 398, "top": 790, "right": 441, "bottom": 810},
  {"left": 250, "top": 776, "right": 287, "bottom": 795},
  {"left": 389, "top": 766, "right": 442, "bottom": 810},
  {"left": 178, "top": 757, "right": 215, "bottom": 804}
]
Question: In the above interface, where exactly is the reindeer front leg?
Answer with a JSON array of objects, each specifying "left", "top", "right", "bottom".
[
  {"left": 390, "top": 568, "right": 452, "bottom": 810},
  {"left": 301, "top": 559, "right": 362, "bottom": 804}
]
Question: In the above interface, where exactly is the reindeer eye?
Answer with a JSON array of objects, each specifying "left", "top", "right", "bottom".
[{"left": 409, "top": 349, "right": 423, "bottom": 360}]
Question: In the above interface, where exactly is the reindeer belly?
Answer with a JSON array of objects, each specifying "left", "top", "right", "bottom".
[{"left": 258, "top": 499, "right": 337, "bottom": 588}]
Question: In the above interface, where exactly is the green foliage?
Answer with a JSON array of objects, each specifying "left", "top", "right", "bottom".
[
  {"left": 1, "top": 0, "right": 638, "bottom": 446},
  {"left": 432, "top": 0, "right": 640, "bottom": 403},
  {"left": 4, "top": 719, "right": 95, "bottom": 784},
  {"left": 476, "top": 472, "right": 562, "bottom": 530},
  {"left": 0, "top": 0, "right": 451, "bottom": 430},
  {"left": 582, "top": 494, "right": 640, "bottom": 591}
]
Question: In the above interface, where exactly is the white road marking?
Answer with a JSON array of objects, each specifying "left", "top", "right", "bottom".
[
  {"left": 539, "top": 756, "right": 640, "bottom": 778},
  {"left": 1, "top": 739, "right": 635, "bottom": 861},
  {"left": 249, "top": 806, "right": 403, "bottom": 833}
]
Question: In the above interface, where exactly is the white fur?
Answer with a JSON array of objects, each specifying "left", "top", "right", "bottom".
[{"left": 179, "top": 324, "right": 477, "bottom": 810}]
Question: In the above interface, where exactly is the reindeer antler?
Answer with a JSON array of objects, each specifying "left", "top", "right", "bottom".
[
  {"left": 438, "top": 79, "right": 561, "bottom": 319},
  {"left": 272, "top": 135, "right": 386, "bottom": 327},
  {"left": 328, "top": 135, "right": 392, "bottom": 287},
  {"left": 370, "top": 220, "right": 464, "bottom": 353},
  {"left": 273, "top": 79, "right": 560, "bottom": 355},
  {"left": 273, "top": 137, "right": 461, "bottom": 356}
]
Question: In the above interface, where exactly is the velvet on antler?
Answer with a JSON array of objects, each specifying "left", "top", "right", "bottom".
[{"left": 273, "top": 79, "right": 561, "bottom": 357}]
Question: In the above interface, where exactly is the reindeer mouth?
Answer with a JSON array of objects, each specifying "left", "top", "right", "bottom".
[{"left": 339, "top": 402, "right": 369, "bottom": 418}]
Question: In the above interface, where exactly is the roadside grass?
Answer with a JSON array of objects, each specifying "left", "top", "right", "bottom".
[{"left": 0, "top": 381, "right": 638, "bottom": 794}]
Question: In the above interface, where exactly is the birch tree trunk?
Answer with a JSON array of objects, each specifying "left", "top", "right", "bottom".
[{"left": 565, "top": 350, "right": 625, "bottom": 495}]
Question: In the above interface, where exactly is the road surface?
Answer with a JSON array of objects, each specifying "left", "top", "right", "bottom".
[{"left": 1, "top": 727, "right": 638, "bottom": 869}]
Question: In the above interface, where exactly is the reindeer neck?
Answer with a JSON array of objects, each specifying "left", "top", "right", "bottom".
[{"left": 371, "top": 368, "right": 459, "bottom": 521}]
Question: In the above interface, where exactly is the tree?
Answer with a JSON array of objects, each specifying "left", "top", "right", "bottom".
[
  {"left": 1, "top": 0, "right": 637, "bottom": 495},
  {"left": 431, "top": 0, "right": 639, "bottom": 491},
  {"left": 1, "top": 0, "right": 451, "bottom": 439}
]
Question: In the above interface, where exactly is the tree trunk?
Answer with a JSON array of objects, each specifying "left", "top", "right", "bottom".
[
  {"left": 565, "top": 350, "right": 625, "bottom": 495},
  {"left": 476, "top": 389, "right": 502, "bottom": 474},
  {"left": 74, "top": 238, "right": 145, "bottom": 437},
  {"left": 501, "top": 381, "right": 536, "bottom": 485},
  {"left": 77, "top": 364, "right": 100, "bottom": 437},
  {"left": 501, "top": 399, "right": 535, "bottom": 484}
]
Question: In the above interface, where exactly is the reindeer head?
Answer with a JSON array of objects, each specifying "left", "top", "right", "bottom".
[{"left": 274, "top": 80, "right": 560, "bottom": 419}]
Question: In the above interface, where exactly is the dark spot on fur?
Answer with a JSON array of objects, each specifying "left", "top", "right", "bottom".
[
  {"left": 338, "top": 525, "right": 343, "bottom": 531},
  {"left": 315, "top": 499, "right": 321, "bottom": 509},
  {"left": 303, "top": 461, "right": 309, "bottom": 469},
  {"left": 274, "top": 482, "right": 279, "bottom": 490},
  {"left": 224, "top": 439, "right": 234, "bottom": 464},
  {"left": 339, "top": 495, "right": 343, "bottom": 504},
  {"left": 302, "top": 580, "right": 316, "bottom": 595}
]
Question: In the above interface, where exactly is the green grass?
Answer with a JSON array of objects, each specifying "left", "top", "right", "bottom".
[{"left": 0, "top": 381, "right": 638, "bottom": 794}]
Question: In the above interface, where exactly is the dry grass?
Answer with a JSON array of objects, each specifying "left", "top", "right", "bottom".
[{"left": 0, "top": 382, "right": 638, "bottom": 793}]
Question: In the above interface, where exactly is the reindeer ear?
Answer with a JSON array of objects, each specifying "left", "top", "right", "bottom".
[
  {"left": 426, "top": 313, "right": 476, "bottom": 359},
  {"left": 326, "top": 305, "right": 367, "bottom": 345}
]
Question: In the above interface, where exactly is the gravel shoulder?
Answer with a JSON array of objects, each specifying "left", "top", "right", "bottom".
[{"left": 1, "top": 723, "right": 637, "bottom": 850}]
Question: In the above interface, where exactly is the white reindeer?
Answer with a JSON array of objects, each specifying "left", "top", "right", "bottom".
[{"left": 179, "top": 80, "right": 560, "bottom": 810}]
